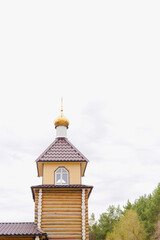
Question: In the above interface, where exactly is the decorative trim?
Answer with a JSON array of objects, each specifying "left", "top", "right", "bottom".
[
  {"left": 82, "top": 188, "right": 86, "bottom": 240},
  {"left": 35, "top": 236, "right": 40, "bottom": 240},
  {"left": 37, "top": 189, "right": 42, "bottom": 229},
  {"left": 80, "top": 163, "right": 82, "bottom": 184}
]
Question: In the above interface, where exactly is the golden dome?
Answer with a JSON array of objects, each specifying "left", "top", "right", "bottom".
[
  {"left": 54, "top": 116, "right": 69, "bottom": 128},
  {"left": 54, "top": 98, "right": 69, "bottom": 128}
]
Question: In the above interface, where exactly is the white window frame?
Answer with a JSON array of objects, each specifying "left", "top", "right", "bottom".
[{"left": 55, "top": 167, "right": 69, "bottom": 185}]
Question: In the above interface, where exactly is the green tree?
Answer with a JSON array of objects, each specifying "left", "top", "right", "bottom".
[
  {"left": 106, "top": 209, "right": 146, "bottom": 240},
  {"left": 89, "top": 205, "right": 122, "bottom": 240},
  {"left": 132, "top": 184, "right": 160, "bottom": 239},
  {"left": 98, "top": 205, "right": 122, "bottom": 239},
  {"left": 123, "top": 200, "right": 133, "bottom": 212},
  {"left": 89, "top": 213, "right": 99, "bottom": 240},
  {"left": 89, "top": 184, "right": 160, "bottom": 240}
]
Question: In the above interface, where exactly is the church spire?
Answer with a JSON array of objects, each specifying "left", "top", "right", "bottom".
[
  {"left": 60, "top": 97, "right": 64, "bottom": 117},
  {"left": 54, "top": 98, "right": 69, "bottom": 138}
]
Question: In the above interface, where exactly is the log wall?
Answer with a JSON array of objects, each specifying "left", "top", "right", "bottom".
[{"left": 34, "top": 188, "right": 89, "bottom": 240}]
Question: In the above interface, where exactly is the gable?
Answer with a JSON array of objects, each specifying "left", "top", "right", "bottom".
[{"left": 36, "top": 137, "right": 88, "bottom": 176}]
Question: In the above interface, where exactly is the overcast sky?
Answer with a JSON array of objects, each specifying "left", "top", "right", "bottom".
[{"left": 0, "top": 0, "right": 160, "bottom": 222}]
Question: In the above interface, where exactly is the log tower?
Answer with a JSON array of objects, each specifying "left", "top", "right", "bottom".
[{"left": 31, "top": 104, "right": 93, "bottom": 240}]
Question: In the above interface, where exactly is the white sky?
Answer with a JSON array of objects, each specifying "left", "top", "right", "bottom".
[{"left": 0, "top": 0, "right": 160, "bottom": 222}]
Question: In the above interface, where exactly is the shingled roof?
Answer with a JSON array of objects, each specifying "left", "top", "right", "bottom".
[
  {"left": 31, "top": 184, "right": 93, "bottom": 200},
  {"left": 0, "top": 222, "right": 47, "bottom": 236},
  {"left": 36, "top": 137, "right": 89, "bottom": 163}
]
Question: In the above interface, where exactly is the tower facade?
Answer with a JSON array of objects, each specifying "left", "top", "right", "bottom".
[{"left": 31, "top": 108, "right": 93, "bottom": 240}]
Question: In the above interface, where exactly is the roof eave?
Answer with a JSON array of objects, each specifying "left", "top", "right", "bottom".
[
  {"left": 31, "top": 184, "right": 93, "bottom": 199},
  {"left": 0, "top": 233, "right": 47, "bottom": 236}
]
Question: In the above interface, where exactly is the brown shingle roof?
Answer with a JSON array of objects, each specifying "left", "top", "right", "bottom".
[
  {"left": 36, "top": 137, "right": 89, "bottom": 163},
  {"left": 0, "top": 222, "right": 47, "bottom": 236},
  {"left": 31, "top": 184, "right": 93, "bottom": 200},
  {"left": 31, "top": 184, "right": 93, "bottom": 189}
]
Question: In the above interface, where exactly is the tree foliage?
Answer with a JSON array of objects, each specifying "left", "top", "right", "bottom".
[
  {"left": 133, "top": 184, "right": 160, "bottom": 239},
  {"left": 89, "top": 205, "right": 122, "bottom": 240},
  {"left": 89, "top": 184, "right": 160, "bottom": 240},
  {"left": 106, "top": 209, "right": 146, "bottom": 240}
]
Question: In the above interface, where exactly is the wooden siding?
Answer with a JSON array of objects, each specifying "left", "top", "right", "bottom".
[{"left": 34, "top": 188, "right": 89, "bottom": 240}]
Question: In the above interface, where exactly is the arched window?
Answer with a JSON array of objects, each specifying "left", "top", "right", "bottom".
[{"left": 55, "top": 167, "right": 69, "bottom": 185}]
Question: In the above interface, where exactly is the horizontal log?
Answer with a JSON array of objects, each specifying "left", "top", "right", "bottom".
[
  {"left": 46, "top": 232, "right": 82, "bottom": 237},
  {"left": 42, "top": 201, "right": 81, "bottom": 205},
  {"left": 41, "top": 202, "right": 81, "bottom": 206},
  {"left": 41, "top": 212, "right": 82, "bottom": 216},
  {"left": 41, "top": 201, "right": 81, "bottom": 205},
  {"left": 42, "top": 206, "right": 82, "bottom": 212},
  {"left": 42, "top": 196, "right": 82, "bottom": 200},
  {"left": 41, "top": 218, "right": 82, "bottom": 225},
  {"left": 42, "top": 226, "right": 81, "bottom": 231},
  {"left": 41, "top": 217, "right": 81, "bottom": 221},
  {"left": 42, "top": 211, "right": 81, "bottom": 215},
  {"left": 41, "top": 221, "right": 81, "bottom": 225},
  {"left": 42, "top": 195, "right": 82, "bottom": 199},
  {"left": 41, "top": 204, "right": 81, "bottom": 208},
  {"left": 42, "top": 212, "right": 81, "bottom": 215},
  {"left": 41, "top": 193, "right": 82, "bottom": 196},
  {"left": 42, "top": 198, "right": 82, "bottom": 202},
  {"left": 47, "top": 235, "right": 82, "bottom": 239},
  {"left": 41, "top": 192, "right": 82, "bottom": 195},
  {"left": 41, "top": 222, "right": 81, "bottom": 226},
  {"left": 35, "top": 194, "right": 88, "bottom": 199},
  {"left": 41, "top": 215, "right": 82, "bottom": 222},
  {"left": 41, "top": 218, "right": 81, "bottom": 222},
  {"left": 41, "top": 190, "right": 82, "bottom": 192},
  {"left": 35, "top": 203, "right": 87, "bottom": 209},
  {"left": 35, "top": 206, "right": 82, "bottom": 210},
  {"left": 42, "top": 191, "right": 82, "bottom": 195},
  {"left": 42, "top": 219, "right": 82, "bottom": 223},
  {"left": 35, "top": 194, "right": 82, "bottom": 199},
  {"left": 42, "top": 208, "right": 81, "bottom": 212},
  {"left": 41, "top": 215, "right": 88, "bottom": 220}
]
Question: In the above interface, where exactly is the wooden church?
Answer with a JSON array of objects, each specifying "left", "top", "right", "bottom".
[{"left": 0, "top": 104, "right": 93, "bottom": 240}]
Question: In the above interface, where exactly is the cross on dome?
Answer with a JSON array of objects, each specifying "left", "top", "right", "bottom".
[{"left": 54, "top": 97, "right": 69, "bottom": 129}]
